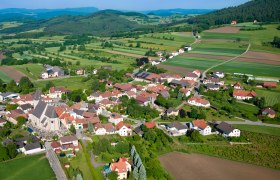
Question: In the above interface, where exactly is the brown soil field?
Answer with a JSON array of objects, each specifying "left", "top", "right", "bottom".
[
  {"left": 159, "top": 152, "right": 280, "bottom": 180},
  {"left": 0, "top": 66, "right": 28, "bottom": 82},
  {"left": 205, "top": 26, "right": 240, "bottom": 33},
  {"left": 157, "top": 64, "right": 195, "bottom": 75}
]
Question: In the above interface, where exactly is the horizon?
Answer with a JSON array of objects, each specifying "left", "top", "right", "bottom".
[{"left": 0, "top": 0, "right": 250, "bottom": 11}]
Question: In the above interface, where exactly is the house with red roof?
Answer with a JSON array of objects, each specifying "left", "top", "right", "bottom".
[
  {"left": 116, "top": 122, "right": 132, "bottom": 136},
  {"left": 160, "top": 74, "right": 182, "bottom": 83},
  {"left": 261, "top": 108, "right": 276, "bottom": 118},
  {"left": 184, "top": 72, "right": 199, "bottom": 81},
  {"left": 136, "top": 91, "right": 157, "bottom": 106},
  {"left": 191, "top": 120, "right": 212, "bottom": 136},
  {"left": 94, "top": 123, "right": 116, "bottom": 135},
  {"left": 114, "top": 83, "right": 136, "bottom": 92},
  {"left": 109, "top": 113, "right": 123, "bottom": 125},
  {"left": 59, "top": 135, "right": 79, "bottom": 151},
  {"left": 233, "top": 82, "right": 243, "bottom": 90},
  {"left": 262, "top": 82, "right": 277, "bottom": 88},
  {"left": 233, "top": 90, "right": 257, "bottom": 100},
  {"left": 180, "top": 88, "right": 191, "bottom": 97},
  {"left": 110, "top": 157, "right": 131, "bottom": 180},
  {"left": 188, "top": 96, "right": 210, "bottom": 108}
]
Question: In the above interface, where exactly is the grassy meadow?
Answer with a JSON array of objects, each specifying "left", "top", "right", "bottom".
[
  {"left": 233, "top": 124, "right": 280, "bottom": 136},
  {"left": 0, "top": 154, "right": 55, "bottom": 180}
]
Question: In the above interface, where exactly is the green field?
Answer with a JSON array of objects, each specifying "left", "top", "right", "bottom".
[
  {"left": 233, "top": 124, "right": 280, "bottom": 136},
  {"left": 34, "top": 76, "right": 92, "bottom": 91},
  {"left": 255, "top": 89, "right": 280, "bottom": 106},
  {"left": 14, "top": 64, "right": 44, "bottom": 80},
  {"left": 0, "top": 70, "right": 13, "bottom": 82},
  {"left": 0, "top": 154, "right": 55, "bottom": 180},
  {"left": 162, "top": 55, "right": 222, "bottom": 70}
]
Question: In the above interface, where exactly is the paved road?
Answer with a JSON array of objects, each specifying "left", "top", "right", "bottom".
[{"left": 45, "top": 142, "right": 67, "bottom": 180}]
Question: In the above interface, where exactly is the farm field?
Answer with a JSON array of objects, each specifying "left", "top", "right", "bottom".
[
  {"left": 255, "top": 89, "right": 280, "bottom": 106},
  {"left": 0, "top": 66, "right": 27, "bottom": 82},
  {"left": 159, "top": 152, "right": 280, "bottom": 180},
  {"left": 0, "top": 70, "right": 12, "bottom": 82},
  {"left": 205, "top": 26, "right": 241, "bottom": 33},
  {"left": 233, "top": 125, "right": 280, "bottom": 136},
  {"left": 0, "top": 154, "right": 55, "bottom": 180},
  {"left": 34, "top": 76, "right": 92, "bottom": 91},
  {"left": 157, "top": 64, "right": 195, "bottom": 75},
  {"left": 14, "top": 64, "right": 44, "bottom": 80}
]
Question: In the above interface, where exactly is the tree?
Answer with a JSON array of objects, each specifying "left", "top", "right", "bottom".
[
  {"left": 136, "top": 41, "right": 141, "bottom": 48},
  {"left": 69, "top": 125, "right": 76, "bottom": 134},
  {"left": 16, "top": 116, "right": 26, "bottom": 127},
  {"left": 75, "top": 61, "right": 81, "bottom": 66},
  {"left": 88, "top": 122, "right": 93, "bottom": 133},
  {"left": 6, "top": 143, "right": 17, "bottom": 159},
  {"left": 139, "top": 164, "right": 146, "bottom": 180},
  {"left": 6, "top": 104, "right": 18, "bottom": 111},
  {"left": 6, "top": 80, "right": 18, "bottom": 92},
  {"left": 0, "top": 144, "right": 9, "bottom": 162},
  {"left": 179, "top": 109, "right": 187, "bottom": 118},
  {"left": 108, "top": 171, "right": 118, "bottom": 180},
  {"left": 18, "top": 77, "right": 33, "bottom": 94},
  {"left": 43, "top": 81, "right": 55, "bottom": 92},
  {"left": 190, "top": 130, "right": 203, "bottom": 142}
]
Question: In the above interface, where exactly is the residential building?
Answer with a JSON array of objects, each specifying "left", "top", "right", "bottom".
[
  {"left": 262, "top": 82, "right": 277, "bottom": 88},
  {"left": 94, "top": 123, "right": 116, "bottom": 135},
  {"left": 167, "top": 122, "right": 188, "bottom": 136},
  {"left": 188, "top": 97, "right": 210, "bottom": 108},
  {"left": 116, "top": 122, "right": 132, "bottom": 136},
  {"left": 41, "top": 66, "right": 64, "bottom": 79},
  {"left": 76, "top": 69, "right": 85, "bottom": 75},
  {"left": 184, "top": 72, "right": 198, "bottom": 81},
  {"left": 60, "top": 135, "right": 79, "bottom": 151},
  {"left": 166, "top": 108, "right": 179, "bottom": 117},
  {"left": 216, "top": 122, "right": 240, "bottom": 137},
  {"left": 262, "top": 108, "right": 276, "bottom": 118},
  {"left": 233, "top": 82, "right": 243, "bottom": 90},
  {"left": 23, "top": 142, "right": 45, "bottom": 155},
  {"left": 178, "top": 48, "right": 184, "bottom": 54},
  {"left": 213, "top": 71, "right": 225, "bottom": 78},
  {"left": 180, "top": 88, "right": 191, "bottom": 97},
  {"left": 191, "top": 120, "right": 212, "bottom": 136},
  {"left": 206, "top": 83, "right": 219, "bottom": 91},
  {"left": 184, "top": 46, "right": 192, "bottom": 51},
  {"left": 110, "top": 158, "right": 132, "bottom": 180},
  {"left": 109, "top": 113, "right": 123, "bottom": 125},
  {"left": 233, "top": 90, "right": 257, "bottom": 100},
  {"left": 48, "top": 87, "right": 68, "bottom": 98},
  {"left": 144, "top": 122, "right": 156, "bottom": 129},
  {"left": 0, "top": 92, "right": 19, "bottom": 102}
]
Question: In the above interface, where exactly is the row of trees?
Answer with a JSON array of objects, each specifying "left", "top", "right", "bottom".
[
  {"left": 0, "top": 77, "right": 34, "bottom": 94},
  {"left": 131, "top": 145, "right": 146, "bottom": 180}
]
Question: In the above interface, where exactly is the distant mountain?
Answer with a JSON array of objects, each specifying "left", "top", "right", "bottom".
[
  {"left": 142, "top": 9, "right": 214, "bottom": 16},
  {"left": 0, "top": 7, "right": 99, "bottom": 21},
  {"left": 0, "top": 10, "right": 148, "bottom": 36},
  {"left": 188, "top": 0, "right": 280, "bottom": 29}
]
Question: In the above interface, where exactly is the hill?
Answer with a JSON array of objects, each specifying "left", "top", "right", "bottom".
[
  {"left": 0, "top": 7, "right": 99, "bottom": 21},
  {"left": 188, "top": 0, "right": 280, "bottom": 29},
  {"left": 142, "top": 9, "right": 214, "bottom": 16},
  {"left": 0, "top": 10, "right": 148, "bottom": 36}
]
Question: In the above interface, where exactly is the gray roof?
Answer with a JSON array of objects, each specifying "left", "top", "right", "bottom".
[
  {"left": 41, "top": 117, "right": 47, "bottom": 124},
  {"left": 73, "top": 109, "right": 85, "bottom": 116},
  {"left": 167, "top": 108, "right": 177, "bottom": 114},
  {"left": 134, "top": 127, "right": 144, "bottom": 136},
  {"left": 168, "top": 122, "right": 188, "bottom": 130},
  {"left": 32, "top": 101, "right": 47, "bottom": 119},
  {"left": 20, "top": 104, "right": 33, "bottom": 111},
  {"left": 24, "top": 142, "right": 41, "bottom": 151},
  {"left": 0, "top": 92, "right": 17, "bottom": 97},
  {"left": 170, "top": 80, "right": 188, "bottom": 87},
  {"left": 33, "top": 91, "right": 42, "bottom": 100},
  {"left": 216, "top": 122, "right": 235, "bottom": 134},
  {"left": 45, "top": 106, "right": 57, "bottom": 118},
  {"left": 206, "top": 83, "right": 219, "bottom": 89}
]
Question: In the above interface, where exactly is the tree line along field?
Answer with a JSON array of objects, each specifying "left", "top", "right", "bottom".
[{"left": 0, "top": 154, "right": 55, "bottom": 180}]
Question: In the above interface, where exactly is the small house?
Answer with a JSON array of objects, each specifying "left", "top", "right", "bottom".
[
  {"left": 262, "top": 108, "right": 276, "bottom": 118},
  {"left": 216, "top": 122, "right": 240, "bottom": 137}
]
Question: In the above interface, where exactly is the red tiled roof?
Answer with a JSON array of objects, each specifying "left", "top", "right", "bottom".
[
  {"left": 180, "top": 88, "right": 190, "bottom": 94},
  {"left": 111, "top": 113, "right": 122, "bottom": 119},
  {"left": 262, "top": 108, "right": 276, "bottom": 115},
  {"left": 233, "top": 90, "right": 257, "bottom": 97},
  {"left": 144, "top": 122, "right": 156, "bottom": 129},
  {"left": 188, "top": 96, "right": 209, "bottom": 105},
  {"left": 111, "top": 158, "right": 130, "bottom": 173},
  {"left": 263, "top": 82, "right": 277, "bottom": 88},
  {"left": 116, "top": 121, "right": 131, "bottom": 130},
  {"left": 114, "top": 83, "right": 134, "bottom": 92},
  {"left": 51, "top": 141, "right": 61, "bottom": 149},
  {"left": 192, "top": 119, "right": 208, "bottom": 130},
  {"left": 186, "top": 72, "right": 198, "bottom": 78},
  {"left": 49, "top": 86, "right": 67, "bottom": 93}
]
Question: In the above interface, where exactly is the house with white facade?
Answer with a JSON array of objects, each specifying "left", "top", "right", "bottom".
[
  {"left": 191, "top": 120, "right": 212, "bottom": 136},
  {"left": 60, "top": 135, "right": 79, "bottom": 151},
  {"left": 109, "top": 113, "right": 123, "bottom": 125},
  {"left": 233, "top": 90, "right": 257, "bottom": 100},
  {"left": 48, "top": 87, "right": 67, "bottom": 98},
  {"left": 110, "top": 158, "right": 131, "bottom": 180},
  {"left": 94, "top": 123, "right": 116, "bottom": 135},
  {"left": 116, "top": 122, "right": 132, "bottom": 136},
  {"left": 23, "top": 142, "right": 45, "bottom": 155},
  {"left": 188, "top": 97, "right": 210, "bottom": 108},
  {"left": 216, "top": 122, "right": 240, "bottom": 137},
  {"left": 0, "top": 92, "right": 19, "bottom": 102},
  {"left": 167, "top": 122, "right": 188, "bottom": 136}
]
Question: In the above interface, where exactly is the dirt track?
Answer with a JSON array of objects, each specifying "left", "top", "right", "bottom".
[
  {"left": 205, "top": 26, "right": 240, "bottom": 33},
  {"left": 159, "top": 152, "right": 280, "bottom": 180},
  {"left": 0, "top": 66, "right": 28, "bottom": 82}
]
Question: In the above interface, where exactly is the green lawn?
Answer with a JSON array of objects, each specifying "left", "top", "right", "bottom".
[
  {"left": 14, "top": 64, "right": 44, "bottom": 80},
  {"left": 255, "top": 89, "right": 280, "bottom": 106},
  {"left": 233, "top": 124, "right": 280, "bottom": 136},
  {"left": 34, "top": 76, "right": 93, "bottom": 91},
  {"left": 0, "top": 154, "right": 55, "bottom": 180},
  {"left": 0, "top": 70, "right": 12, "bottom": 82}
]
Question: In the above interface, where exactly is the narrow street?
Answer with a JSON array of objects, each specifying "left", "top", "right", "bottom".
[{"left": 45, "top": 142, "right": 67, "bottom": 180}]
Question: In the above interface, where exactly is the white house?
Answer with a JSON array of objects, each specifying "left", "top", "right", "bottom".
[
  {"left": 41, "top": 72, "right": 49, "bottom": 79},
  {"left": 167, "top": 122, "right": 188, "bottom": 136},
  {"left": 184, "top": 46, "right": 192, "bottom": 51},
  {"left": 233, "top": 90, "right": 257, "bottom": 100},
  {"left": 178, "top": 48, "right": 185, "bottom": 54},
  {"left": 151, "top": 60, "right": 161, "bottom": 66},
  {"left": 0, "top": 92, "right": 19, "bottom": 102},
  {"left": 23, "top": 142, "right": 45, "bottom": 155},
  {"left": 216, "top": 122, "right": 240, "bottom": 137},
  {"left": 48, "top": 87, "right": 67, "bottom": 98},
  {"left": 171, "top": 51, "right": 179, "bottom": 56},
  {"left": 94, "top": 123, "right": 116, "bottom": 135},
  {"left": 110, "top": 158, "right": 132, "bottom": 180},
  {"left": 188, "top": 97, "right": 210, "bottom": 108},
  {"left": 109, "top": 113, "right": 123, "bottom": 125},
  {"left": 213, "top": 71, "right": 225, "bottom": 78},
  {"left": 116, "top": 122, "right": 132, "bottom": 136},
  {"left": 191, "top": 120, "right": 212, "bottom": 136}
]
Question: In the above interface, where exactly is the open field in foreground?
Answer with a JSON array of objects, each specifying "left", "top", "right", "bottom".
[
  {"left": 159, "top": 152, "right": 280, "bottom": 180},
  {"left": 0, "top": 154, "right": 55, "bottom": 180}
]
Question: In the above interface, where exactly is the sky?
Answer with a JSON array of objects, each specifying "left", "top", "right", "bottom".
[{"left": 0, "top": 0, "right": 250, "bottom": 10}]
